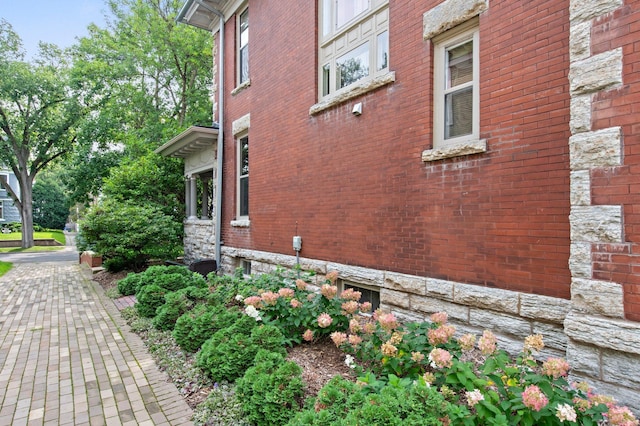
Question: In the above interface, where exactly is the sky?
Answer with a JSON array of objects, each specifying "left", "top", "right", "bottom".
[{"left": 0, "top": 0, "right": 109, "bottom": 57}]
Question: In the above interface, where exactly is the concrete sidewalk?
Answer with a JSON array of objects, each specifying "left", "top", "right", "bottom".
[{"left": 0, "top": 262, "right": 193, "bottom": 426}]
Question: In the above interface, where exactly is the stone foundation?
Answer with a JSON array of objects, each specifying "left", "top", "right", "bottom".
[{"left": 183, "top": 219, "right": 215, "bottom": 264}]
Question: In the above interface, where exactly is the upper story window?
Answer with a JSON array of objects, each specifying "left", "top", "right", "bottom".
[
  {"left": 237, "top": 135, "right": 249, "bottom": 218},
  {"left": 319, "top": 0, "right": 389, "bottom": 98},
  {"left": 433, "top": 22, "right": 479, "bottom": 148},
  {"left": 238, "top": 8, "right": 249, "bottom": 85},
  {"left": 0, "top": 174, "right": 7, "bottom": 197},
  {"left": 0, "top": 201, "right": 4, "bottom": 220}
]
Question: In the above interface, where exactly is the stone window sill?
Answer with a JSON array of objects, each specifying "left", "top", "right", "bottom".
[
  {"left": 422, "top": 139, "right": 487, "bottom": 162},
  {"left": 231, "top": 218, "right": 251, "bottom": 228},
  {"left": 231, "top": 79, "right": 251, "bottom": 96}
]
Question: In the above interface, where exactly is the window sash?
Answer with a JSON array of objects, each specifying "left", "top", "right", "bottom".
[
  {"left": 238, "top": 8, "right": 249, "bottom": 84},
  {"left": 238, "top": 136, "right": 249, "bottom": 218}
]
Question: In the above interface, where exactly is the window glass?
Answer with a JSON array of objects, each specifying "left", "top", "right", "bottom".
[
  {"left": 336, "top": 42, "right": 370, "bottom": 89},
  {"left": 445, "top": 87, "right": 473, "bottom": 139},
  {"left": 446, "top": 40, "right": 473, "bottom": 88},
  {"left": 322, "top": 63, "right": 331, "bottom": 96},
  {"left": 0, "top": 201, "right": 3, "bottom": 219},
  {"left": 239, "top": 136, "right": 249, "bottom": 217},
  {"left": 336, "top": 0, "right": 369, "bottom": 29},
  {"left": 239, "top": 9, "right": 249, "bottom": 84},
  {"left": 376, "top": 31, "right": 389, "bottom": 71}
]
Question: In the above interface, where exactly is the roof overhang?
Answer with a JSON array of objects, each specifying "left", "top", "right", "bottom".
[
  {"left": 155, "top": 125, "right": 218, "bottom": 158},
  {"left": 177, "top": 0, "right": 229, "bottom": 31}
]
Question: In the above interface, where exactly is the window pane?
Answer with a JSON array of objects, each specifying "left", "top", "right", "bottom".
[
  {"left": 336, "top": 42, "right": 369, "bottom": 89},
  {"left": 447, "top": 40, "right": 473, "bottom": 88},
  {"left": 240, "top": 45, "right": 249, "bottom": 84},
  {"left": 336, "top": 0, "right": 369, "bottom": 29},
  {"left": 322, "top": 0, "right": 331, "bottom": 36},
  {"left": 240, "top": 137, "right": 249, "bottom": 176},
  {"left": 240, "top": 176, "right": 249, "bottom": 216},
  {"left": 377, "top": 31, "right": 388, "bottom": 71},
  {"left": 240, "top": 9, "right": 249, "bottom": 47},
  {"left": 445, "top": 87, "right": 473, "bottom": 139},
  {"left": 322, "top": 63, "right": 331, "bottom": 96}
]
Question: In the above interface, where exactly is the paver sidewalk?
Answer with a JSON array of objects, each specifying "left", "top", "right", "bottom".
[{"left": 0, "top": 262, "right": 193, "bottom": 426}]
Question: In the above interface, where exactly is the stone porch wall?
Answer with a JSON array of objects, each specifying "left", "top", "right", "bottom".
[{"left": 183, "top": 218, "right": 215, "bottom": 264}]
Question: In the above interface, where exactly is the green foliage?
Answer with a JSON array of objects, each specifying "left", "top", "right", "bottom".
[
  {"left": 118, "top": 265, "right": 203, "bottom": 296},
  {"left": 32, "top": 176, "right": 70, "bottom": 230},
  {"left": 135, "top": 284, "right": 166, "bottom": 318},
  {"left": 117, "top": 273, "right": 145, "bottom": 296},
  {"left": 191, "top": 383, "right": 251, "bottom": 426},
  {"left": 287, "top": 375, "right": 450, "bottom": 426},
  {"left": 0, "top": 260, "right": 12, "bottom": 277},
  {"left": 173, "top": 305, "right": 241, "bottom": 353},
  {"left": 79, "top": 200, "right": 182, "bottom": 271},
  {"left": 236, "top": 350, "right": 304, "bottom": 426},
  {"left": 152, "top": 286, "right": 210, "bottom": 331},
  {"left": 196, "top": 319, "right": 286, "bottom": 382}
]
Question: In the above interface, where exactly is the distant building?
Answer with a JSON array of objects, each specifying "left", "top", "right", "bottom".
[{"left": 0, "top": 168, "right": 20, "bottom": 225}]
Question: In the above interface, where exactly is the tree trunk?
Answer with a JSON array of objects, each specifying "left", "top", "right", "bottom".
[{"left": 19, "top": 178, "right": 34, "bottom": 249}]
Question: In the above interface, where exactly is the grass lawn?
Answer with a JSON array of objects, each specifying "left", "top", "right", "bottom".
[
  {"left": 0, "top": 230, "right": 66, "bottom": 253},
  {"left": 0, "top": 230, "right": 66, "bottom": 245},
  {"left": 0, "top": 261, "right": 11, "bottom": 277}
]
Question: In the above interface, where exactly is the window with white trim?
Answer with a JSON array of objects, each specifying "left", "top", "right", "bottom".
[
  {"left": 433, "top": 21, "right": 479, "bottom": 148},
  {"left": 237, "top": 135, "right": 249, "bottom": 218},
  {"left": 0, "top": 200, "right": 3, "bottom": 220},
  {"left": 319, "top": 0, "right": 389, "bottom": 98},
  {"left": 238, "top": 8, "right": 249, "bottom": 85}
]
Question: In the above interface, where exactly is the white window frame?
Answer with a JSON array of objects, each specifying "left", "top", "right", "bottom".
[
  {"left": 237, "top": 7, "right": 249, "bottom": 86},
  {"left": 433, "top": 21, "right": 480, "bottom": 149},
  {"left": 318, "top": 0, "right": 389, "bottom": 100},
  {"left": 0, "top": 200, "right": 4, "bottom": 221},
  {"left": 236, "top": 133, "right": 249, "bottom": 220}
]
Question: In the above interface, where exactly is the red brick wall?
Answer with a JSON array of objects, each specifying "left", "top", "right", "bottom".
[
  {"left": 219, "top": 0, "right": 573, "bottom": 299},
  {"left": 589, "top": 1, "right": 640, "bottom": 320}
]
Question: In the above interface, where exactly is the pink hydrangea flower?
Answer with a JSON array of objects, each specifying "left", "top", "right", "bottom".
[
  {"left": 430, "top": 311, "right": 448, "bottom": 325},
  {"left": 363, "top": 321, "right": 377, "bottom": 334},
  {"left": 542, "top": 357, "right": 570, "bottom": 379},
  {"left": 348, "top": 334, "right": 362, "bottom": 347},
  {"left": 243, "top": 296, "right": 263, "bottom": 308},
  {"left": 556, "top": 403, "right": 577, "bottom": 423},
  {"left": 330, "top": 331, "right": 347, "bottom": 347},
  {"left": 377, "top": 312, "right": 399, "bottom": 331},
  {"left": 428, "top": 348, "right": 453, "bottom": 369},
  {"left": 607, "top": 405, "right": 639, "bottom": 426},
  {"left": 325, "top": 271, "right": 339, "bottom": 283},
  {"left": 317, "top": 312, "right": 333, "bottom": 328},
  {"left": 261, "top": 291, "right": 280, "bottom": 305},
  {"left": 290, "top": 299, "right": 301, "bottom": 308},
  {"left": 295, "top": 279, "right": 308, "bottom": 290},
  {"left": 321, "top": 284, "right": 338, "bottom": 299},
  {"left": 278, "top": 287, "right": 295, "bottom": 298},
  {"left": 522, "top": 385, "right": 549, "bottom": 412},
  {"left": 465, "top": 389, "right": 484, "bottom": 407},
  {"left": 341, "top": 300, "right": 359, "bottom": 315},
  {"left": 411, "top": 352, "right": 425, "bottom": 363},
  {"left": 302, "top": 329, "right": 314, "bottom": 342},
  {"left": 457, "top": 333, "right": 476, "bottom": 351},
  {"left": 360, "top": 301, "right": 372, "bottom": 313},
  {"left": 478, "top": 330, "right": 497, "bottom": 355},
  {"left": 381, "top": 342, "right": 398, "bottom": 357},
  {"left": 340, "top": 288, "right": 362, "bottom": 301},
  {"left": 428, "top": 324, "right": 456, "bottom": 345},
  {"left": 349, "top": 318, "right": 361, "bottom": 334}
]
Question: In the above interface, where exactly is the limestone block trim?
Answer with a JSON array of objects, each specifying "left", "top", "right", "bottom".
[
  {"left": 422, "top": 0, "right": 488, "bottom": 40},
  {"left": 569, "top": 20, "right": 591, "bottom": 62},
  {"left": 232, "top": 113, "right": 250, "bottom": 136},
  {"left": 569, "top": 94, "right": 591, "bottom": 134},
  {"left": 565, "top": 310, "right": 640, "bottom": 355},
  {"left": 422, "top": 139, "right": 487, "bottom": 162},
  {"left": 569, "top": 242, "right": 593, "bottom": 278},
  {"left": 569, "top": 126, "right": 622, "bottom": 170},
  {"left": 569, "top": 205, "right": 622, "bottom": 243},
  {"left": 309, "top": 71, "right": 395, "bottom": 116},
  {"left": 570, "top": 170, "right": 591, "bottom": 206},
  {"left": 571, "top": 277, "right": 625, "bottom": 318},
  {"left": 231, "top": 79, "right": 251, "bottom": 96},
  {"left": 569, "top": 0, "right": 623, "bottom": 24},
  {"left": 569, "top": 48, "right": 623, "bottom": 96}
]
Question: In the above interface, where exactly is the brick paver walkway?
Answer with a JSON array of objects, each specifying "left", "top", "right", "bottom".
[{"left": 0, "top": 262, "right": 193, "bottom": 426}]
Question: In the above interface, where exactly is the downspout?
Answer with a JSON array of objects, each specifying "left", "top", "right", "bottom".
[{"left": 177, "top": 0, "right": 225, "bottom": 271}]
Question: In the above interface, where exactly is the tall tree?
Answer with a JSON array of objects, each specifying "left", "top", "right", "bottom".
[
  {"left": 64, "top": 0, "right": 213, "bottom": 204},
  {"left": 32, "top": 173, "right": 70, "bottom": 230},
  {"left": 0, "top": 20, "right": 97, "bottom": 248}
]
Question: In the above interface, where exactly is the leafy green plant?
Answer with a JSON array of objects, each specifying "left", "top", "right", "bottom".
[
  {"left": 196, "top": 318, "right": 286, "bottom": 382},
  {"left": 117, "top": 272, "right": 145, "bottom": 296},
  {"left": 191, "top": 383, "right": 251, "bottom": 426},
  {"left": 135, "top": 284, "right": 166, "bottom": 318},
  {"left": 173, "top": 304, "right": 242, "bottom": 353},
  {"left": 236, "top": 349, "right": 304, "bottom": 426},
  {"left": 152, "top": 286, "right": 210, "bottom": 331}
]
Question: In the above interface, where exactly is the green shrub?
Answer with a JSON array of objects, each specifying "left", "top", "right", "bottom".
[
  {"left": 191, "top": 383, "right": 251, "bottom": 426},
  {"left": 152, "top": 286, "right": 210, "bottom": 331},
  {"left": 236, "top": 350, "right": 304, "bottom": 426},
  {"left": 79, "top": 200, "right": 182, "bottom": 271},
  {"left": 173, "top": 305, "right": 242, "bottom": 353},
  {"left": 287, "top": 375, "right": 450, "bottom": 426},
  {"left": 196, "top": 319, "right": 286, "bottom": 382},
  {"left": 117, "top": 273, "right": 145, "bottom": 296},
  {"left": 136, "top": 284, "right": 167, "bottom": 318}
]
